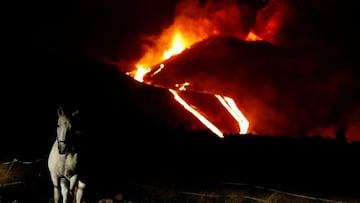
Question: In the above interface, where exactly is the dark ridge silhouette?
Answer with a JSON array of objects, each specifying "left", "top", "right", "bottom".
[{"left": 3, "top": 53, "right": 203, "bottom": 159}]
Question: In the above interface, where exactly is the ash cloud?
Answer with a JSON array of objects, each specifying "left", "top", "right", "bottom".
[{"left": 173, "top": 0, "right": 265, "bottom": 39}]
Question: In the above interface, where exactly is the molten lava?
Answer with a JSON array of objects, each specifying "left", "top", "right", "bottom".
[
  {"left": 245, "top": 31, "right": 263, "bottom": 41},
  {"left": 122, "top": 0, "right": 290, "bottom": 138},
  {"left": 128, "top": 27, "right": 256, "bottom": 138},
  {"left": 109, "top": 0, "right": 360, "bottom": 142},
  {"left": 215, "top": 95, "right": 249, "bottom": 134},
  {"left": 169, "top": 88, "right": 223, "bottom": 138}
]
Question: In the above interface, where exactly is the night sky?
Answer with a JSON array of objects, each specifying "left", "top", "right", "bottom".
[{"left": 14, "top": 0, "right": 359, "bottom": 58}]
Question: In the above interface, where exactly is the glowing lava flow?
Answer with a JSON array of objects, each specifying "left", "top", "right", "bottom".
[
  {"left": 133, "top": 66, "right": 150, "bottom": 82},
  {"left": 169, "top": 89, "right": 223, "bottom": 138},
  {"left": 128, "top": 26, "right": 254, "bottom": 137},
  {"left": 216, "top": 95, "right": 249, "bottom": 134},
  {"left": 131, "top": 67, "right": 227, "bottom": 137},
  {"left": 132, "top": 65, "right": 249, "bottom": 138},
  {"left": 245, "top": 31, "right": 263, "bottom": 41}
]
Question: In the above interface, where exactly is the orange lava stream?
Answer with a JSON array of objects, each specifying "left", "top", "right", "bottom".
[
  {"left": 127, "top": 9, "right": 264, "bottom": 137},
  {"left": 169, "top": 89, "right": 224, "bottom": 138},
  {"left": 216, "top": 95, "right": 249, "bottom": 134}
]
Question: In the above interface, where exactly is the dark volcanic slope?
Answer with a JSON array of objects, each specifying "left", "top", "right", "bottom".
[
  {"left": 3, "top": 54, "right": 211, "bottom": 159},
  {"left": 145, "top": 36, "right": 360, "bottom": 141}
]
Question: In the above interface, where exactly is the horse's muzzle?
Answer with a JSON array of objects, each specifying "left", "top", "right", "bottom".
[{"left": 58, "top": 142, "right": 67, "bottom": 154}]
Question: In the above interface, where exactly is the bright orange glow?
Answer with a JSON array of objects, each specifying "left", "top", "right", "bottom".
[
  {"left": 127, "top": 0, "right": 258, "bottom": 137},
  {"left": 129, "top": 28, "right": 251, "bottom": 137},
  {"left": 152, "top": 64, "right": 165, "bottom": 77},
  {"left": 135, "top": 27, "right": 200, "bottom": 73},
  {"left": 216, "top": 95, "right": 249, "bottom": 134},
  {"left": 169, "top": 89, "right": 223, "bottom": 138},
  {"left": 175, "top": 82, "right": 190, "bottom": 91},
  {"left": 163, "top": 32, "right": 187, "bottom": 60},
  {"left": 245, "top": 31, "right": 263, "bottom": 41},
  {"left": 132, "top": 66, "right": 151, "bottom": 82}
]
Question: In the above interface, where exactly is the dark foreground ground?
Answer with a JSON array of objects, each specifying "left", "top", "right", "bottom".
[{"left": 1, "top": 131, "right": 360, "bottom": 203}]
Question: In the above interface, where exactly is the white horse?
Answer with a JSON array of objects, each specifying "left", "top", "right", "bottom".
[{"left": 48, "top": 107, "right": 86, "bottom": 203}]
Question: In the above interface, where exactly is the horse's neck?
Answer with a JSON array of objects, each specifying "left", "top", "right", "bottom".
[{"left": 52, "top": 141, "right": 79, "bottom": 155}]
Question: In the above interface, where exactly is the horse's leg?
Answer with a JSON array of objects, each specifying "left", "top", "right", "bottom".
[
  {"left": 50, "top": 174, "right": 61, "bottom": 203},
  {"left": 69, "top": 174, "right": 78, "bottom": 196},
  {"left": 69, "top": 175, "right": 78, "bottom": 203},
  {"left": 60, "top": 178, "right": 69, "bottom": 203},
  {"left": 75, "top": 180, "right": 86, "bottom": 203}
]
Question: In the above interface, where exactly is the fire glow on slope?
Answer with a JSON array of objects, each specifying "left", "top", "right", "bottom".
[
  {"left": 130, "top": 31, "right": 250, "bottom": 137},
  {"left": 216, "top": 95, "right": 249, "bottom": 134},
  {"left": 124, "top": 0, "right": 292, "bottom": 137},
  {"left": 169, "top": 89, "right": 223, "bottom": 138},
  {"left": 170, "top": 83, "right": 249, "bottom": 137}
]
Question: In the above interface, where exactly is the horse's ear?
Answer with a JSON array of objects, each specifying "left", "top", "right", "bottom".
[
  {"left": 57, "top": 107, "right": 64, "bottom": 117},
  {"left": 72, "top": 110, "right": 80, "bottom": 117}
]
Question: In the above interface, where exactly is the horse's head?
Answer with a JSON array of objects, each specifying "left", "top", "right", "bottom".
[{"left": 56, "top": 107, "right": 80, "bottom": 154}]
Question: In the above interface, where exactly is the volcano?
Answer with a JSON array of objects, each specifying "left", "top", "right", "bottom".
[{"left": 141, "top": 36, "right": 360, "bottom": 141}]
